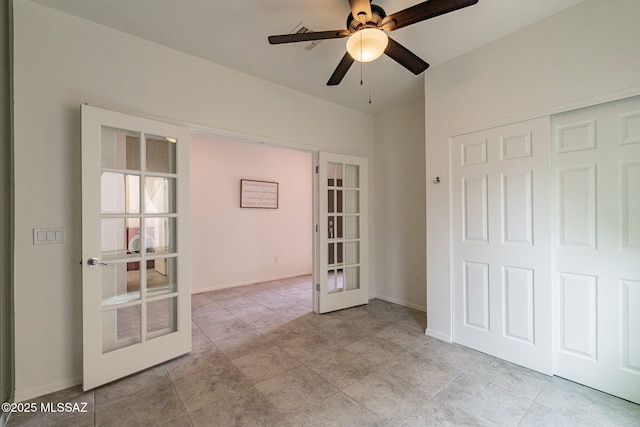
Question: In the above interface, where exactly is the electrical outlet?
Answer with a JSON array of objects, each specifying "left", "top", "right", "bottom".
[{"left": 413, "top": 275, "right": 420, "bottom": 286}]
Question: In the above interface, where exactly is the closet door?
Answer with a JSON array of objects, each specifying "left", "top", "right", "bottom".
[
  {"left": 451, "top": 117, "right": 552, "bottom": 374},
  {"left": 552, "top": 95, "right": 640, "bottom": 404}
]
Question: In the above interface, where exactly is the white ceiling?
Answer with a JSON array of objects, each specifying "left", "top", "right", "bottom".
[{"left": 29, "top": 0, "right": 583, "bottom": 114}]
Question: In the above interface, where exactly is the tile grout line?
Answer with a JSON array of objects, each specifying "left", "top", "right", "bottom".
[
  {"left": 515, "top": 374, "right": 553, "bottom": 426},
  {"left": 162, "top": 363, "right": 193, "bottom": 427}
]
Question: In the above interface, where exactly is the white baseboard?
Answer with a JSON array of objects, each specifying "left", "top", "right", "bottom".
[
  {"left": 372, "top": 294, "right": 426, "bottom": 312},
  {"left": 192, "top": 271, "right": 312, "bottom": 294},
  {"left": 13, "top": 376, "right": 81, "bottom": 403},
  {"left": 425, "top": 328, "right": 452, "bottom": 342}
]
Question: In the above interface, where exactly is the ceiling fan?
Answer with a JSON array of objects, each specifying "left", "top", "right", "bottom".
[{"left": 268, "top": 0, "right": 479, "bottom": 86}]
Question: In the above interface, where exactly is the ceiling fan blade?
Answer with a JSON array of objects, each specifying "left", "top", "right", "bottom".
[
  {"left": 384, "top": 37, "right": 429, "bottom": 75},
  {"left": 382, "top": 0, "right": 478, "bottom": 31},
  {"left": 327, "top": 52, "right": 355, "bottom": 86},
  {"left": 348, "top": 0, "right": 373, "bottom": 24},
  {"left": 268, "top": 29, "right": 350, "bottom": 45}
]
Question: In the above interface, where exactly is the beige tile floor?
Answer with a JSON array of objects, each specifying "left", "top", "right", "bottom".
[{"left": 6, "top": 275, "right": 640, "bottom": 426}]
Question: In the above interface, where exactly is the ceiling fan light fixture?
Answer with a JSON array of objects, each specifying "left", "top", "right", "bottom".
[{"left": 346, "top": 28, "right": 388, "bottom": 62}]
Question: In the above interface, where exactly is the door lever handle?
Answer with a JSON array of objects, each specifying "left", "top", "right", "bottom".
[{"left": 87, "top": 257, "right": 110, "bottom": 267}]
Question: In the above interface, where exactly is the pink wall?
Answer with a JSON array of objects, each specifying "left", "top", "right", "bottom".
[{"left": 190, "top": 134, "right": 313, "bottom": 292}]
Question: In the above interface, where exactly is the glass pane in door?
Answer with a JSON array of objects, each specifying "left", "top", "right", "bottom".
[
  {"left": 102, "top": 306, "right": 141, "bottom": 354},
  {"left": 101, "top": 218, "right": 130, "bottom": 260},
  {"left": 344, "top": 267, "right": 360, "bottom": 291},
  {"left": 101, "top": 262, "right": 141, "bottom": 307},
  {"left": 345, "top": 191, "right": 359, "bottom": 213},
  {"left": 345, "top": 164, "right": 359, "bottom": 187},
  {"left": 336, "top": 241, "right": 343, "bottom": 264},
  {"left": 327, "top": 162, "right": 335, "bottom": 186},
  {"left": 328, "top": 242, "right": 335, "bottom": 265},
  {"left": 146, "top": 135, "right": 177, "bottom": 174},
  {"left": 100, "top": 173, "right": 140, "bottom": 214},
  {"left": 328, "top": 216, "right": 335, "bottom": 239},
  {"left": 146, "top": 257, "right": 177, "bottom": 296},
  {"left": 345, "top": 241, "right": 359, "bottom": 264},
  {"left": 336, "top": 216, "right": 343, "bottom": 238},
  {"left": 344, "top": 216, "right": 359, "bottom": 239},
  {"left": 147, "top": 297, "right": 177, "bottom": 337},
  {"left": 328, "top": 269, "right": 344, "bottom": 294},
  {"left": 100, "top": 127, "right": 140, "bottom": 170},
  {"left": 328, "top": 162, "right": 345, "bottom": 186},
  {"left": 328, "top": 190, "right": 335, "bottom": 213},
  {"left": 145, "top": 217, "right": 176, "bottom": 254},
  {"left": 336, "top": 190, "right": 343, "bottom": 213},
  {"left": 144, "top": 177, "right": 176, "bottom": 213}
]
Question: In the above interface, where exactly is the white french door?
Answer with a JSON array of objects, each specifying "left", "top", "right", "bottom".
[
  {"left": 81, "top": 105, "right": 191, "bottom": 390},
  {"left": 314, "top": 152, "right": 369, "bottom": 313},
  {"left": 552, "top": 95, "right": 640, "bottom": 404},
  {"left": 451, "top": 117, "right": 552, "bottom": 374}
]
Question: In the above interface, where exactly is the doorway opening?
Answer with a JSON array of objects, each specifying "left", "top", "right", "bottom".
[{"left": 189, "top": 133, "right": 314, "bottom": 302}]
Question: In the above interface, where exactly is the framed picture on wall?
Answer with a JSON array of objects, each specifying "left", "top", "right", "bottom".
[{"left": 240, "top": 179, "right": 279, "bottom": 209}]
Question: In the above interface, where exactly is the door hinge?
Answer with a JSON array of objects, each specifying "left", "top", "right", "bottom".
[
  {"left": 316, "top": 283, "right": 320, "bottom": 292},
  {"left": 315, "top": 224, "right": 319, "bottom": 232},
  {"left": 315, "top": 166, "right": 319, "bottom": 174}
]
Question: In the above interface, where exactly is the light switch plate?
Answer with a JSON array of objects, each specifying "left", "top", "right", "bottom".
[{"left": 33, "top": 227, "right": 65, "bottom": 245}]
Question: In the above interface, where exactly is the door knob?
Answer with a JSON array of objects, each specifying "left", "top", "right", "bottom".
[{"left": 87, "top": 257, "right": 109, "bottom": 267}]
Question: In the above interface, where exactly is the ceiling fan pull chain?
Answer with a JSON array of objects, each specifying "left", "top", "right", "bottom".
[
  {"left": 368, "top": 63, "right": 372, "bottom": 104},
  {"left": 360, "top": 31, "right": 364, "bottom": 86}
]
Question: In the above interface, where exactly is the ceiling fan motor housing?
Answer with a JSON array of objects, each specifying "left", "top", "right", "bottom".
[{"left": 347, "top": 4, "right": 387, "bottom": 32}]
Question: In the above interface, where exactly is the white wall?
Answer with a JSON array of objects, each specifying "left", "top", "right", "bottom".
[
  {"left": 190, "top": 134, "right": 312, "bottom": 291},
  {"left": 425, "top": 0, "right": 640, "bottom": 341},
  {"left": 12, "top": 0, "right": 375, "bottom": 400},
  {"left": 374, "top": 99, "right": 426, "bottom": 310}
]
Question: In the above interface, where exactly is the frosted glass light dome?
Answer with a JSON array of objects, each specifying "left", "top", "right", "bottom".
[{"left": 346, "top": 28, "right": 388, "bottom": 62}]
